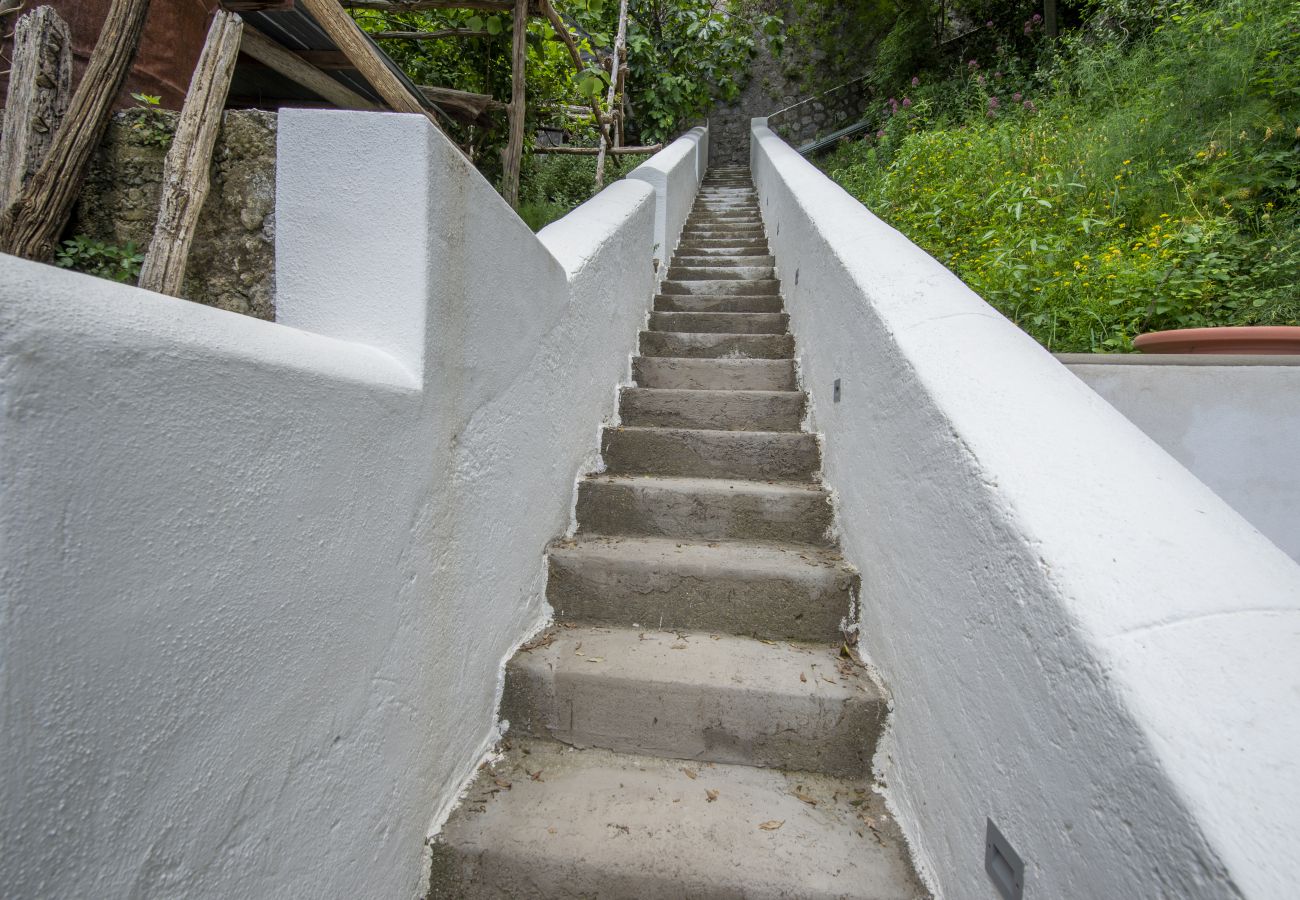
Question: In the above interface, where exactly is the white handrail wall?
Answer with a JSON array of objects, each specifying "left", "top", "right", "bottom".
[
  {"left": 751, "top": 118, "right": 1300, "bottom": 899},
  {"left": 0, "top": 110, "right": 704, "bottom": 898}
]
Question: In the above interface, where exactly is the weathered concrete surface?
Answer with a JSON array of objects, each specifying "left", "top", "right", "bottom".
[
  {"left": 502, "top": 626, "right": 884, "bottom": 775},
  {"left": 639, "top": 331, "right": 794, "bottom": 359},
  {"left": 660, "top": 278, "right": 781, "bottom": 296},
  {"left": 654, "top": 293, "right": 786, "bottom": 313},
  {"left": 71, "top": 109, "right": 277, "bottom": 319},
  {"left": 577, "top": 474, "right": 833, "bottom": 544},
  {"left": 603, "top": 426, "right": 819, "bottom": 479},
  {"left": 650, "top": 310, "right": 788, "bottom": 334},
  {"left": 547, "top": 536, "right": 855, "bottom": 641},
  {"left": 619, "top": 386, "right": 804, "bottom": 430},
  {"left": 429, "top": 741, "right": 925, "bottom": 899},
  {"left": 632, "top": 357, "right": 796, "bottom": 390}
]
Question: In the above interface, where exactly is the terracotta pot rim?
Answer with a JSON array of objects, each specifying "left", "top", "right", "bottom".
[{"left": 1134, "top": 326, "right": 1300, "bottom": 355}]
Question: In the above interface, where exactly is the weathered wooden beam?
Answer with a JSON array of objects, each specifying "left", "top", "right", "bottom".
[
  {"left": 0, "top": 6, "right": 73, "bottom": 213},
  {"left": 219, "top": 0, "right": 293, "bottom": 10},
  {"left": 418, "top": 84, "right": 506, "bottom": 111},
  {"left": 138, "top": 10, "right": 243, "bottom": 297},
  {"left": 500, "top": 0, "right": 527, "bottom": 208},
  {"left": 298, "top": 0, "right": 440, "bottom": 128},
  {"left": 594, "top": 0, "right": 628, "bottom": 187},
  {"left": 239, "top": 25, "right": 381, "bottom": 110},
  {"left": 0, "top": 0, "right": 152, "bottom": 262},
  {"left": 373, "top": 28, "right": 491, "bottom": 40},
  {"left": 532, "top": 143, "right": 660, "bottom": 155},
  {"left": 342, "top": 0, "right": 513, "bottom": 11}
]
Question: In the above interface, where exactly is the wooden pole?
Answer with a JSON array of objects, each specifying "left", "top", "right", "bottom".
[
  {"left": 342, "top": 0, "right": 513, "bottom": 11},
  {"left": 539, "top": 0, "right": 610, "bottom": 147},
  {"left": 594, "top": 0, "right": 628, "bottom": 188},
  {"left": 138, "top": 10, "right": 243, "bottom": 297},
  {"left": 372, "top": 28, "right": 491, "bottom": 39},
  {"left": 0, "top": 0, "right": 152, "bottom": 262},
  {"left": 239, "top": 26, "right": 381, "bottom": 110},
  {"left": 297, "top": 0, "right": 441, "bottom": 128},
  {"left": 0, "top": 6, "right": 73, "bottom": 213},
  {"left": 501, "top": 0, "right": 528, "bottom": 208}
]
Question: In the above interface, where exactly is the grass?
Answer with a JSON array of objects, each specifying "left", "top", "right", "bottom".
[{"left": 819, "top": 0, "right": 1300, "bottom": 352}]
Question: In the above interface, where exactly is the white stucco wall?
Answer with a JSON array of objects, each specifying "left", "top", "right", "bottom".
[
  {"left": 1063, "top": 356, "right": 1300, "bottom": 564},
  {"left": 0, "top": 108, "right": 704, "bottom": 898},
  {"left": 628, "top": 125, "right": 708, "bottom": 275},
  {"left": 751, "top": 119, "right": 1300, "bottom": 899}
]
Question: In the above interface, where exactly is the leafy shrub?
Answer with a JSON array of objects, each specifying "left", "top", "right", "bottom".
[
  {"left": 55, "top": 236, "right": 145, "bottom": 284},
  {"left": 518, "top": 152, "right": 638, "bottom": 230},
  {"left": 821, "top": 0, "right": 1300, "bottom": 351},
  {"left": 127, "top": 92, "right": 174, "bottom": 150}
]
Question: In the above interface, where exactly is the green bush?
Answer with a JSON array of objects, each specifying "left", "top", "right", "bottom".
[
  {"left": 55, "top": 236, "right": 145, "bottom": 285},
  {"left": 518, "top": 152, "right": 638, "bottom": 231},
  {"left": 820, "top": 0, "right": 1299, "bottom": 351}
]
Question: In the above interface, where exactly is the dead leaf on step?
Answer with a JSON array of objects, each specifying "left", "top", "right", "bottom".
[
  {"left": 573, "top": 642, "right": 584, "bottom": 656},
  {"left": 681, "top": 767, "right": 698, "bottom": 780},
  {"left": 821, "top": 675, "right": 837, "bottom": 685},
  {"left": 494, "top": 778, "right": 511, "bottom": 790},
  {"left": 547, "top": 827, "right": 557, "bottom": 835},
  {"left": 671, "top": 643, "right": 689, "bottom": 650},
  {"left": 709, "top": 634, "right": 721, "bottom": 640},
  {"left": 799, "top": 672, "right": 807, "bottom": 683},
  {"left": 527, "top": 769, "right": 544, "bottom": 782},
  {"left": 706, "top": 789, "right": 719, "bottom": 802},
  {"left": 758, "top": 820, "right": 784, "bottom": 831},
  {"left": 586, "top": 657, "right": 605, "bottom": 663},
  {"left": 758, "top": 639, "right": 776, "bottom": 646},
  {"left": 792, "top": 788, "right": 818, "bottom": 807}
]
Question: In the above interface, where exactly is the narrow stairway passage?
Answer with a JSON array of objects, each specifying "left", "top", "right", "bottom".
[{"left": 427, "top": 166, "right": 927, "bottom": 899}]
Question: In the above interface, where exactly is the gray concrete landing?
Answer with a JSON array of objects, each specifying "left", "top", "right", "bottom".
[{"left": 427, "top": 165, "right": 926, "bottom": 899}]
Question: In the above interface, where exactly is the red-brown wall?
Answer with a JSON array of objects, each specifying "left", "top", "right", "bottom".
[{"left": 2, "top": 0, "right": 216, "bottom": 110}]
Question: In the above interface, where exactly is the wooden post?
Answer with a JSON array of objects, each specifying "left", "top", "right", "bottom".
[
  {"left": 0, "top": 7, "right": 73, "bottom": 213},
  {"left": 297, "top": 0, "right": 441, "bottom": 128},
  {"left": 594, "top": 0, "right": 628, "bottom": 188},
  {"left": 501, "top": 0, "right": 528, "bottom": 208},
  {"left": 137, "top": 10, "right": 243, "bottom": 297},
  {"left": 0, "top": 0, "right": 152, "bottom": 262}
]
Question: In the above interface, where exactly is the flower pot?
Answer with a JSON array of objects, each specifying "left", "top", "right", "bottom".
[{"left": 1133, "top": 326, "right": 1300, "bottom": 355}]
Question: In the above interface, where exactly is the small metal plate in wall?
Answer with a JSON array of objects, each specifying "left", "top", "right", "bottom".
[
  {"left": 833, "top": 378, "right": 841, "bottom": 403},
  {"left": 985, "top": 819, "right": 1025, "bottom": 900}
]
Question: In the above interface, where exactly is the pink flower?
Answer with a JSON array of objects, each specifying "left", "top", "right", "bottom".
[
  {"left": 1024, "top": 21, "right": 1033, "bottom": 34},
  {"left": 1032, "top": 12, "right": 1042, "bottom": 23},
  {"left": 911, "top": 76, "right": 920, "bottom": 87},
  {"left": 994, "top": 71, "right": 1003, "bottom": 79},
  {"left": 988, "top": 96, "right": 1000, "bottom": 110},
  {"left": 876, "top": 129, "right": 885, "bottom": 139},
  {"left": 1012, "top": 92, "right": 1023, "bottom": 102},
  {"left": 976, "top": 74, "right": 986, "bottom": 86},
  {"left": 986, "top": 20, "right": 994, "bottom": 27},
  {"left": 968, "top": 59, "right": 979, "bottom": 69},
  {"left": 902, "top": 97, "right": 912, "bottom": 108},
  {"left": 1023, "top": 100, "right": 1036, "bottom": 111}
]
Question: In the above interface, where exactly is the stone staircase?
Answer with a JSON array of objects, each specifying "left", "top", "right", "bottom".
[{"left": 427, "top": 166, "right": 926, "bottom": 898}]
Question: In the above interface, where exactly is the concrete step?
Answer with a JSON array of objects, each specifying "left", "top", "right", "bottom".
[
  {"left": 577, "top": 473, "right": 832, "bottom": 544},
  {"left": 688, "top": 212, "right": 762, "bottom": 221},
  {"left": 660, "top": 278, "right": 781, "bottom": 296},
  {"left": 682, "top": 226, "right": 766, "bottom": 237},
  {"left": 666, "top": 266, "right": 775, "bottom": 281},
  {"left": 654, "top": 294, "right": 784, "bottom": 313},
  {"left": 674, "top": 242, "right": 770, "bottom": 255},
  {"left": 674, "top": 255, "right": 776, "bottom": 267},
  {"left": 619, "top": 386, "right": 803, "bottom": 430},
  {"left": 502, "top": 626, "right": 883, "bottom": 774},
  {"left": 547, "top": 536, "right": 854, "bottom": 641},
  {"left": 649, "top": 311, "right": 787, "bottom": 335},
  {"left": 429, "top": 740, "right": 925, "bottom": 899},
  {"left": 639, "top": 331, "right": 794, "bottom": 359},
  {"left": 633, "top": 357, "right": 796, "bottom": 391},
  {"left": 602, "top": 425, "right": 818, "bottom": 479}
]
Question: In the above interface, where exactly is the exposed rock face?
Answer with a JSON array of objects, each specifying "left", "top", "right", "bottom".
[{"left": 70, "top": 108, "right": 277, "bottom": 320}]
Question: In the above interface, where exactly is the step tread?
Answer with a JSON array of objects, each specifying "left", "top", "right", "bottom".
[
  {"left": 549, "top": 534, "right": 852, "bottom": 580},
  {"left": 582, "top": 471, "right": 825, "bottom": 498},
  {"left": 430, "top": 740, "right": 925, "bottom": 899}
]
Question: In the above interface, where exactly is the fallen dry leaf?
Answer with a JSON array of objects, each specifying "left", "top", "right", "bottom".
[
  {"left": 792, "top": 788, "right": 818, "bottom": 807},
  {"left": 706, "top": 789, "right": 719, "bottom": 802},
  {"left": 799, "top": 672, "right": 807, "bottom": 683},
  {"left": 527, "top": 769, "right": 544, "bottom": 782},
  {"left": 547, "top": 826, "right": 557, "bottom": 834},
  {"left": 586, "top": 657, "right": 605, "bottom": 663},
  {"left": 681, "top": 767, "right": 697, "bottom": 780},
  {"left": 494, "top": 778, "right": 511, "bottom": 790},
  {"left": 758, "top": 820, "right": 784, "bottom": 831},
  {"left": 671, "top": 643, "right": 689, "bottom": 650}
]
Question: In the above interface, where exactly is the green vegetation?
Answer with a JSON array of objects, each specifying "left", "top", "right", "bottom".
[
  {"left": 353, "top": 0, "right": 779, "bottom": 223},
  {"left": 819, "top": 0, "right": 1300, "bottom": 351},
  {"left": 518, "top": 152, "right": 639, "bottom": 230},
  {"left": 55, "top": 236, "right": 144, "bottom": 284}
]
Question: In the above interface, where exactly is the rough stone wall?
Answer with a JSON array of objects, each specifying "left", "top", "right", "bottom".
[
  {"left": 69, "top": 109, "right": 277, "bottom": 320},
  {"left": 708, "top": 34, "right": 799, "bottom": 167},
  {"left": 767, "top": 79, "right": 872, "bottom": 148}
]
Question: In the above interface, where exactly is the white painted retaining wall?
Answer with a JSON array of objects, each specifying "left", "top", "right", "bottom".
[
  {"left": 628, "top": 125, "right": 708, "bottom": 277},
  {"left": 0, "top": 110, "right": 702, "bottom": 899},
  {"left": 1063, "top": 355, "right": 1300, "bottom": 564},
  {"left": 751, "top": 119, "right": 1300, "bottom": 899}
]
